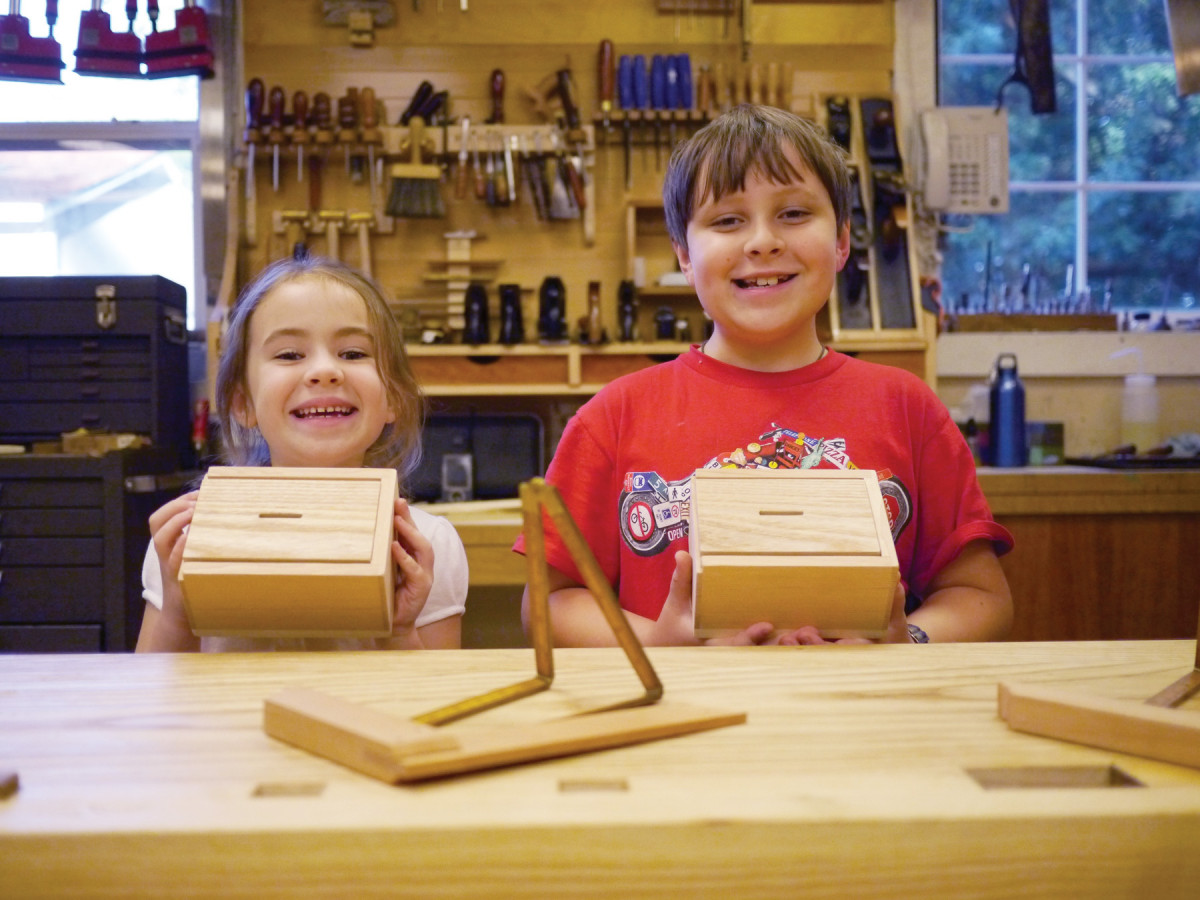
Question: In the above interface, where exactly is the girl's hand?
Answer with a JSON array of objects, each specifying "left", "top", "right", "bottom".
[
  {"left": 390, "top": 498, "right": 435, "bottom": 637},
  {"left": 149, "top": 491, "right": 198, "bottom": 619},
  {"left": 149, "top": 491, "right": 198, "bottom": 580}
]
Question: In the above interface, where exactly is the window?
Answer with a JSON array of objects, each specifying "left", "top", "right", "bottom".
[
  {"left": 0, "top": 0, "right": 203, "bottom": 327},
  {"left": 937, "top": 0, "right": 1200, "bottom": 322}
]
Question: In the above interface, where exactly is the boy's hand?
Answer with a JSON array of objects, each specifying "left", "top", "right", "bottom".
[
  {"left": 656, "top": 551, "right": 774, "bottom": 646},
  {"left": 775, "top": 581, "right": 909, "bottom": 645},
  {"left": 390, "top": 498, "right": 434, "bottom": 637}
]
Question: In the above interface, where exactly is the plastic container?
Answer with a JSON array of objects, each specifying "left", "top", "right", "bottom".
[
  {"left": 1110, "top": 347, "right": 1159, "bottom": 452},
  {"left": 988, "top": 352, "right": 1027, "bottom": 467}
]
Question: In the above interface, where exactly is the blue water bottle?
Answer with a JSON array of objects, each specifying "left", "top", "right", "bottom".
[{"left": 988, "top": 352, "right": 1027, "bottom": 467}]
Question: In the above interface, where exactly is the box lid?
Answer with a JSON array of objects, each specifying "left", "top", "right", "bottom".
[
  {"left": 691, "top": 469, "right": 884, "bottom": 556},
  {"left": 183, "top": 470, "right": 389, "bottom": 564}
]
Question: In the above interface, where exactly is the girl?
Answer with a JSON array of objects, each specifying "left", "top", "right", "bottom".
[{"left": 136, "top": 257, "right": 467, "bottom": 652}]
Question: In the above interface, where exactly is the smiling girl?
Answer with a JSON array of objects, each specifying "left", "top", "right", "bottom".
[{"left": 136, "top": 257, "right": 467, "bottom": 652}]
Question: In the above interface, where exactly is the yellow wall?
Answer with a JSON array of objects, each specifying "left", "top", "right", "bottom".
[{"left": 239, "top": 0, "right": 896, "bottom": 334}]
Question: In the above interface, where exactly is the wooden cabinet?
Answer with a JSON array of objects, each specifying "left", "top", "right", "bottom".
[
  {"left": 980, "top": 467, "right": 1200, "bottom": 642},
  {"left": 0, "top": 449, "right": 185, "bottom": 653}
]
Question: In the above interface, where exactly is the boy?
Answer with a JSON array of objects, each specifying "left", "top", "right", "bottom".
[{"left": 516, "top": 104, "right": 1013, "bottom": 647}]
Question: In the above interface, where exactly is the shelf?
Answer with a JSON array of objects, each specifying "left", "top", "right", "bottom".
[{"left": 405, "top": 342, "right": 691, "bottom": 396}]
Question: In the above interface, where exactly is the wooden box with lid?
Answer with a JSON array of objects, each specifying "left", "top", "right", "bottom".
[
  {"left": 179, "top": 467, "right": 396, "bottom": 638},
  {"left": 689, "top": 468, "right": 898, "bottom": 639}
]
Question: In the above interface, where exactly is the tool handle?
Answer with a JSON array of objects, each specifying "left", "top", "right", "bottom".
[
  {"left": 455, "top": 119, "right": 470, "bottom": 199},
  {"left": 47, "top": 1, "right": 59, "bottom": 29},
  {"left": 146, "top": 0, "right": 158, "bottom": 28},
  {"left": 417, "top": 89, "right": 448, "bottom": 125},
  {"left": 488, "top": 69, "right": 505, "bottom": 124},
  {"left": 617, "top": 55, "right": 634, "bottom": 110},
  {"left": 665, "top": 56, "right": 680, "bottom": 109},
  {"left": 337, "top": 89, "right": 359, "bottom": 130},
  {"left": 696, "top": 65, "right": 713, "bottom": 115},
  {"left": 632, "top": 55, "right": 649, "bottom": 109},
  {"left": 399, "top": 80, "right": 434, "bottom": 125},
  {"left": 557, "top": 68, "right": 581, "bottom": 131},
  {"left": 292, "top": 90, "right": 308, "bottom": 129},
  {"left": 126, "top": 0, "right": 137, "bottom": 29},
  {"left": 245, "top": 78, "right": 264, "bottom": 136},
  {"left": 360, "top": 86, "right": 377, "bottom": 131},
  {"left": 713, "top": 62, "right": 728, "bottom": 111},
  {"left": 312, "top": 91, "right": 332, "bottom": 131},
  {"left": 780, "top": 61, "right": 794, "bottom": 111},
  {"left": 268, "top": 86, "right": 286, "bottom": 131},
  {"left": 598, "top": 39, "right": 614, "bottom": 114},
  {"left": 408, "top": 116, "right": 428, "bottom": 163},
  {"left": 650, "top": 55, "right": 667, "bottom": 110},
  {"left": 676, "top": 54, "right": 692, "bottom": 110},
  {"left": 563, "top": 157, "right": 586, "bottom": 210}
]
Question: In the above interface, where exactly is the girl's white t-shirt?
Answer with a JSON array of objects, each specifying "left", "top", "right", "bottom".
[{"left": 141, "top": 504, "right": 469, "bottom": 651}]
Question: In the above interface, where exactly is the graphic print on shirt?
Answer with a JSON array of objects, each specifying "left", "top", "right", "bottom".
[{"left": 617, "top": 424, "right": 912, "bottom": 558}]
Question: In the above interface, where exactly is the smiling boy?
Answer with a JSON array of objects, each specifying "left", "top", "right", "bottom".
[{"left": 517, "top": 104, "right": 1013, "bottom": 647}]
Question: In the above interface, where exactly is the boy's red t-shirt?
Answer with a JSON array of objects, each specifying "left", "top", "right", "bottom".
[{"left": 515, "top": 347, "right": 1012, "bottom": 621}]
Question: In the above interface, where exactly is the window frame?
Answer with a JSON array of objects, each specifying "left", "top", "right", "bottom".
[{"left": 935, "top": 0, "right": 1200, "bottom": 314}]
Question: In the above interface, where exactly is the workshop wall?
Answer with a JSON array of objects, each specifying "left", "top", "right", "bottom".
[{"left": 238, "top": 1, "right": 896, "bottom": 335}]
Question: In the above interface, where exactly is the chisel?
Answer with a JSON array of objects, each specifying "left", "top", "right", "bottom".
[
  {"left": 243, "top": 78, "right": 264, "bottom": 245},
  {"left": 597, "top": 39, "right": 615, "bottom": 143},
  {"left": 455, "top": 117, "right": 471, "bottom": 200},
  {"left": 267, "top": 85, "right": 285, "bottom": 192},
  {"left": 360, "top": 87, "right": 381, "bottom": 197},
  {"left": 337, "top": 88, "right": 359, "bottom": 176},
  {"left": 291, "top": 90, "right": 308, "bottom": 183},
  {"left": 617, "top": 53, "right": 635, "bottom": 189}
]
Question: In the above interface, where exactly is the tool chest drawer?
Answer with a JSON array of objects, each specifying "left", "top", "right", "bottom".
[
  {"left": 0, "top": 448, "right": 184, "bottom": 653},
  {"left": 0, "top": 275, "right": 190, "bottom": 459}
]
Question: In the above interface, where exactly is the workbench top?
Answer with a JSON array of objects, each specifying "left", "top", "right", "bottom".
[{"left": 2, "top": 642, "right": 1198, "bottom": 897}]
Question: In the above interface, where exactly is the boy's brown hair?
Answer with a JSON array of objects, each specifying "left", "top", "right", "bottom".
[
  {"left": 662, "top": 104, "right": 852, "bottom": 247},
  {"left": 215, "top": 256, "right": 425, "bottom": 486}
]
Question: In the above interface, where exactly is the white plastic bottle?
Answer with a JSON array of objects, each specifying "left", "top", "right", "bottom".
[{"left": 1110, "top": 347, "right": 1159, "bottom": 453}]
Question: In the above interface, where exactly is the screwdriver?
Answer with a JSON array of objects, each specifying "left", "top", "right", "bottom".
[
  {"left": 617, "top": 54, "right": 634, "bottom": 189},
  {"left": 267, "top": 85, "right": 286, "bottom": 192},
  {"left": 337, "top": 88, "right": 359, "bottom": 176},
  {"left": 360, "top": 86, "right": 381, "bottom": 200},
  {"left": 310, "top": 92, "right": 333, "bottom": 210},
  {"left": 597, "top": 39, "right": 615, "bottom": 143},
  {"left": 291, "top": 90, "right": 308, "bottom": 183},
  {"left": 244, "top": 78, "right": 264, "bottom": 245}
]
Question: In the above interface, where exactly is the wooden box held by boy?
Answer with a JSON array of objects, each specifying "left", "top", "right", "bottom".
[
  {"left": 179, "top": 467, "right": 397, "bottom": 637},
  {"left": 688, "top": 469, "right": 898, "bottom": 639}
]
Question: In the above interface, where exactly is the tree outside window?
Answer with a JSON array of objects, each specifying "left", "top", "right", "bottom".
[{"left": 938, "top": 0, "right": 1200, "bottom": 321}]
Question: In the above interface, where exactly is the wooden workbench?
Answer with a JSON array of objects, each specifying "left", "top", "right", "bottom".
[
  {"left": 2, "top": 643, "right": 1199, "bottom": 897},
  {"left": 429, "top": 467, "right": 1200, "bottom": 643}
]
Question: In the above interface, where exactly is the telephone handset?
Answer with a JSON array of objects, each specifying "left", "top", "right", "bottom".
[{"left": 918, "top": 107, "right": 1010, "bottom": 214}]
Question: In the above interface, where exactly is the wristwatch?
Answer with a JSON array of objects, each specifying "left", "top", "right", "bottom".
[{"left": 907, "top": 623, "right": 930, "bottom": 644}]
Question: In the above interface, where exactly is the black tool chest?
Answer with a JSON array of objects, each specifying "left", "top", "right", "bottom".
[
  {"left": 0, "top": 275, "right": 190, "bottom": 456},
  {"left": 0, "top": 448, "right": 187, "bottom": 653}
]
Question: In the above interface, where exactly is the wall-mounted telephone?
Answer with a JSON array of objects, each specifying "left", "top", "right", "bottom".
[{"left": 918, "top": 107, "right": 1010, "bottom": 214}]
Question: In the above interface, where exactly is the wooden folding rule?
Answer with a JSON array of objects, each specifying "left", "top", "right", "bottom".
[
  {"left": 688, "top": 468, "right": 899, "bottom": 639},
  {"left": 1000, "top": 602, "right": 1200, "bottom": 771},
  {"left": 263, "top": 478, "right": 745, "bottom": 783}
]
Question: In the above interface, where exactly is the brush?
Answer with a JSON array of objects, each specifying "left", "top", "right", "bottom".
[{"left": 386, "top": 116, "right": 445, "bottom": 219}]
